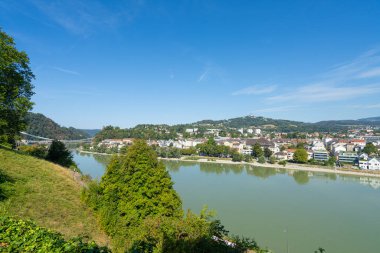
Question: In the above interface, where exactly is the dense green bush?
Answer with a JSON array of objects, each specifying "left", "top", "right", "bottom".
[
  {"left": 18, "top": 144, "right": 47, "bottom": 159},
  {"left": 0, "top": 216, "right": 109, "bottom": 252}
]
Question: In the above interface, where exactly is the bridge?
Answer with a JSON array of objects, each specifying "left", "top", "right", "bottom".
[{"left": 19, "top": 132, "right": 93, "bottom": 145}]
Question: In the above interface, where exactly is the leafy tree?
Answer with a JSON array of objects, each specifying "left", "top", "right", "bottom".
[
  {"left": 363, "top": 142, "right": 377, "bottom": 155},
  {"left": 269, "top": 156, "right": 276, "bottom": 164},
  {"left": 264, "top": 147, "right": 273, "bottom": 158},
  {"left": 244, "top": 154, "right": 252, "bottom": 162},
  {"left": 252, "top": 143, "right": 263, "bottom": 158},
  {"left": 46, "top": 140, "right": 76, "bottom": 168},
  {"left": 258, "top": 155, "right": 266, "bottom": 164},
  {"left": 232, "top": 153, "right": 244, "bottom": 162},
  {"left": 278, "top": 160, "right": 287, "bottom": 167},
  {"left": 293, "top": 148, "right": 308, "bottom": 163},
  {"left": 0, "top": 29, "right": 34, "bottom": 147}
]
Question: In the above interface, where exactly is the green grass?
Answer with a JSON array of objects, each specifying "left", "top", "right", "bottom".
[{"left": 0, "top": 147, "right": 109, "bottom": 247}]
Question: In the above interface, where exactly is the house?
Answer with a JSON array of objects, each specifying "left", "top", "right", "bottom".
[
  {"left": 286, "top": 149, "right": 296, "bottom": 160},
  {"left": 359, "top": 158, "right": 380, "bottom": 170},
  {"left": 338, "top": 152, "right": 358, "bottom": 164},
  {"left": 313, "top": 150, "right": 329, "bottom": 161},
  {"left": 274, "top": 151, "right": 287, "bottom": 160}
]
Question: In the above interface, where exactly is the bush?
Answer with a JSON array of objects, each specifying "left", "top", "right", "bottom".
[
  {"left": 46, "top": 140, "right": 76, "bottom": 168},
  {"left": 258, "top": 156, "right": 266, "bottom": 164},
  {"left": 232, "top": 153, "right": 244, "bottom": 162},
  {"left": 268, "top": 156, "right": 276, "bottom": 164},
  {"left": 0, "top": 216, "right": 109, "bottom": 252},
  {"left": 18, "top": 145, "right": 47, "bottom": 159},
  {"left": 278, "top": 160, "right": 287, "bottom": 167}
]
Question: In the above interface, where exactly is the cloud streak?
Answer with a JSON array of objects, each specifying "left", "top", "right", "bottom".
[
  {"left": 198, "top": 69, "right": 209, "bottom": 82},
  {"left": 52, "top": 67, "right": 80, "bottom": 75},
  {"left": 268, "top": 84, "right": 380, "bottom": 102},
  {"left": 232, "top": 85, "right": 276, "bottom": 95}
]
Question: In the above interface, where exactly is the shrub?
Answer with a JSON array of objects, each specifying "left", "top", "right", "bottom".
[
  {"left": 0, "top": 216, "right": 109, "bottom": 252},
  {"left": 18, "top": 145, "right": 47, "bottom": 159},
  {"left": 258, "top": 156, "right": 266, "bottom": 164}
]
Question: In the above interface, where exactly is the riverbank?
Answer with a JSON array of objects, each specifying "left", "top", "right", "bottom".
[
  {"left": 159, "top": 157, "right": 380, "bottom": 179},
  {"left": 76, "top": 149, "right": 380, "bottom": 179}
]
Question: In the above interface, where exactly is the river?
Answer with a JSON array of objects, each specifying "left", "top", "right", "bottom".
[{"left": 72, "top": 151, "right": 380, "bottom": 253}]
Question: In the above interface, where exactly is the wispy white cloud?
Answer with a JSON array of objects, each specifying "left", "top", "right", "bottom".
[
  {"left": 350, "top": 103, "right": 380, "bottom": 109},
  {"left": 29, "top": 0, "right": 144, "bottom": 35},
  {"left": 267, "top": 48, "right": 380, "bottom": 103},
  {"left": 268, "top": 84, "right": 380, "bottom": 102},
  {"left": 198, "top": 69, "right": 209, "bottom": 82},
  {"left": 357, "top": 67, "right": 380, "bottom": 78},
  {"left": 52, "top": 67, "right": 80, "bottom": 75},
  {"left": 232, "top": 85, "right": 277, "bottom": 95}
]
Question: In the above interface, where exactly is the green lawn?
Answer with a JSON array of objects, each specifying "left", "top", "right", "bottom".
[{"left": 0, "top": 147, "right": 109, "bottom": 247}]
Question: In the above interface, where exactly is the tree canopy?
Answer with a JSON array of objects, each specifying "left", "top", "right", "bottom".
[
  {"left": 46, "top": 140, "right": 76, "bottom": 168},
  {"left": 293, "top": 148, "right": 308, "bottom": 163},
  {"left": 0, "top": 29, "right": 34, "bottom": 147}
]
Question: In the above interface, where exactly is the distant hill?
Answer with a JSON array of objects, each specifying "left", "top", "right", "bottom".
[
  {"left": 25, "top": 113, "right": 90, "bottom": 140},
  {"left": 358, "top": 116, "right": 380, "bottom": 122},
  {"left": 79, "top": 129, "right": 101, "bottom": 137}
]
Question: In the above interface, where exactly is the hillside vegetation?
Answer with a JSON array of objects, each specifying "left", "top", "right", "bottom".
[
  {"left": 0, "top": 147, "right": 109, "bottom": 247},
  {"left": 25, "top": 112, "right": 89, "bottom": 140}
]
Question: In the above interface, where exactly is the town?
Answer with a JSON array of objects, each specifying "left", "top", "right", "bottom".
[{"left": 82, "top": 125, "right": 380, "bottom": 171}]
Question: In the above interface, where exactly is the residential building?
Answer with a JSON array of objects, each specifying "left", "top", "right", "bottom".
[
  {"left": 338, "top": 152, "right": 358, "bottom": 164},
  {"left": 359, "top": 158, "right": 380, "bottom": 170},
  {"left": 313, "top": 150, "right": 329, "bottom": 161}
]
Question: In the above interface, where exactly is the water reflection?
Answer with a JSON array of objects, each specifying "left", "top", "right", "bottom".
[{"left": 162, "top": 160, "right": 380, "bottom": 190}]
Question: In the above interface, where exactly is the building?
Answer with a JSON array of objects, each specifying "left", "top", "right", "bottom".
[
  {"left": 338, "top": 152, "right": 358, "bottom": 164},
  {"left": 359, "top": 158, "right": 380, "bottom": 170},
  {"left": 313, "top": 150, "right": 329, "bottom": 161}
]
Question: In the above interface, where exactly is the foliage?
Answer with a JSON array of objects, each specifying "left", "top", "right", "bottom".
[
  {"left": 263, "top": 147, "right": 273, "bottom": 158},
  {"left": 46, "top": 140, "right": 77, "bottom": 169},
  {"left": 0, "top": 29, "right": 34, "bottom": 148},
  {"left": 82, "top": 140, "right": 182, "bottom": 250},
  {"left": 268, "top": 156, "right": 276, "bottom": 164},
  {"left": 278, "top": 160, "right": 287, "bottom": 166},
  {"left": 232, "top": 153, "right": 244, "bottom": 162},
  {"left": 180, "top": 147, "right": 197, "bottom": 156},
  {"left": 258, "top": 156, "right": 266, "bottom": 164},
  {"left": 154, "top": 146, "right": 182, "bottom": 158},
  {"left": 18, "top": 144, "right": 47, "bottom": 159},
  {"left": 252, "top": 143, "right": 263, "bottom": 158},
  {"left": 25, "top": 112, "right": 89, "bottom": 140},
  {"left": 323, "top": 156, "right": 336, "bottom": 167},
  {"left": 0, "top": 216, "right": 109, "bottom": 252},
  {"left": 293, "top": 149, "right": 308, "bottom": 163},
  {"left": 197, "top": 137, "right": 234, "bottom": 157},
  {"left": 363, "top": 142, "right": 378, "bottom": 155},
  {"left": 244, "top": 154, "right": 252, "bottom": 162}
]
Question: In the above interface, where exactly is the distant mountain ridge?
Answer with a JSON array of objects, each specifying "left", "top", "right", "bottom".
[{"left": 25, "top": 113, "right": 90, "bottom": 140}]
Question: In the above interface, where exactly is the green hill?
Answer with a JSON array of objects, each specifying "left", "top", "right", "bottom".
[
  {"left": 25, "top": 112, "right": 90, "bottom": 140},
  {"left": 0, "top": 147, "right": 109, "bottom": 247}
]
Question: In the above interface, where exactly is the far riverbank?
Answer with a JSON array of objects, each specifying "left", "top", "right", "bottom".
[
  {"left": 160, "top": 157, "right": 380, "bottom": 179},
  {"left": 76, "top": 149, "right": 380, "bottom": 179}
]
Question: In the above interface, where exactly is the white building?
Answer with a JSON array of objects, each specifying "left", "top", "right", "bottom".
[{"left": 359, "top": 158, "right": 380, "bottom": 170}]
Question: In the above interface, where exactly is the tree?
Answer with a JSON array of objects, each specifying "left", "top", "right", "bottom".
[
  {"left": 269, "top": 156, "right": 276, "bottom": 164},
  {"left": 93, "top": 140, "right": 183, "bottom": 241},
  {"left": 0, "top": 29, "right": 35, "bottom": 148},
  {"left": 46, "top": 140, "right": 76, "bottom": 168},
  {"left": 258, "top": 155, "right": 266, "bottom": 164},
  {"left": 232, "top": 153, "right": 244, "bottom": 162},
  {"left": 252, "top": 143, "right": 263, "bottom": 158},
  {"left": 264, "top": 147, "right": 273, "bottom": 158},
  {"left": 363, "top": 142, "right": 377, "bottom": 155},
  {"left": 293, "top": 148, "right": 308, "bottom": 163}
]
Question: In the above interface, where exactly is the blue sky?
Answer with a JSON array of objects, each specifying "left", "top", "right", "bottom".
[{"left": 1, "top": 0, "right": 380, "bottom": 128}]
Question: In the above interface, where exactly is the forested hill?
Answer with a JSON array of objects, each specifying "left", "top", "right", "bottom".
[
  {"left": 195, "top": 115, "right": 380, "bottom": 130},
  {"left": 94, "top": 115, "right": 380, "bottom": 141},
  {"left": 25, "top": 112, "right": 90, "bottom": 140}
]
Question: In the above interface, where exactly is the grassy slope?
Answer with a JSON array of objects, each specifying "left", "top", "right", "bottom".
[{"left": 0, "top": 147, "right": 109, "bottom": 246}]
